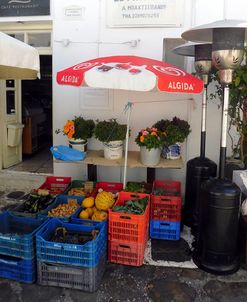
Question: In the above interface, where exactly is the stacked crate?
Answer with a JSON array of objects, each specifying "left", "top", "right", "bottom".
[
  {"left": 150, "top": 180, "right": 182, "bottom": 240},
  {"left": 108, "top": 192, "right": 150, "bottom": 266},
  {"left": 0, "top": 211, "right": 47, "bottom": 283},
  {"left": 36, "top": 218, "right": 107, "bottom": 292}
]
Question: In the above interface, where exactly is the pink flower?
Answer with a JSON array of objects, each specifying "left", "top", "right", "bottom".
[{"left": 142, "top": 130, "right": 149, "bottom": 135}]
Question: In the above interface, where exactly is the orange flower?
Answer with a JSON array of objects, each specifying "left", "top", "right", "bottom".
[
  {"left": 150, "top": 131, "right": 157, "bottom": 136},
  {"left": 140, "top": 135, "right": 145, "bottom": 143},
  {"left": 64, "top": 120, "right": 75, "bottom": 138}
]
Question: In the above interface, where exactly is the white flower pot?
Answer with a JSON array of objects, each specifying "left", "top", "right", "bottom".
[
  {"left": 69, "top": 138, "right": 88, "bottom": 153},
  {"left": 103, "top": 140, "right": 123, "bottom": 160},
  {"left": 140, "top": 146, "right": 161, "bottom": 166}
]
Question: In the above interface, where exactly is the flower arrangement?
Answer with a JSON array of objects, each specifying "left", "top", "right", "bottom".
[
  {"left": 94, "top": 119, "right": 127, "bottom": 142},
  {"left": 135, "top": 127, "right": 165, "bottom": 150},
  {"left": 153, "top": 117, "right": 191, "bottom": 146},
  {"left": 56, "top": 116, "right": 95, "bottom": 141}
]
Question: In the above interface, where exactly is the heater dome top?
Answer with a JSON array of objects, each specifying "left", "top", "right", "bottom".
[
  {"left": 172, "top": 42, "right": 212, "bottom": 57},
  {"left": 182, "top": 19, "right": 247, "bottom": 43}
]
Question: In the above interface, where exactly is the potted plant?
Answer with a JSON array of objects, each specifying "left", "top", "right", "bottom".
[
  {"left": 56, "top": 116, "right": 95, "bottom": 152},
  {"left": 135, "top": 127, "right": 166, "bottom": 166},
  {"left": 153, "top": 117, "right": 191, "bottom": 159},
  {"left": 94, "top": 119, "right": 127, "bottom": 160}
]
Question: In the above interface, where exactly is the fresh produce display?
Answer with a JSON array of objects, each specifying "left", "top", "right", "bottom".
[
  {"left": 112, "top": 196, "right": 149, "bottom": 214},
  {"left": 19, "top": 191, "right": 55, "bottom": 214},
  {"left": 77, "top": 189, "right": 117, "bottom": 221},
  {"left": 124, "top": 182, "right": 151, "bottom": 193},
  {"left": 48, "top": 199, "right": 79, "bottom": 218},
  {"left": 50, "top": 227, "right": 98, "bottom": 245}
]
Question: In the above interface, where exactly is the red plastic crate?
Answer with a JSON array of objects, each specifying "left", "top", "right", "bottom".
[
  {"left": 151, "top": 180, "right": 182, "bottom": 222},
  {"left": 108, "top": 239, "right": 146, "bottom": 266},
  {"left": 38, "top": 176, "right": 71, "bottom": 195},
  {"left": 108, "top": 192, "right": 150, "bottom": 244},
  {"left": 92, "top": 182, "right": 123, "bottom": 197}
]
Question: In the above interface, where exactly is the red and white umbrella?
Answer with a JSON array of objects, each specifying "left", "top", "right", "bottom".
[
  {"left": 57, "top": 55, "right": 203, "bottom": 94},
  {"left": 57, "top": 55, "right": 204, "bottom": 186}
]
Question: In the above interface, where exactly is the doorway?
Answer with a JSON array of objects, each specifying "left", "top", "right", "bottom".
[{"left": 7, "top": 55, "right": 53, "bottom": 174}]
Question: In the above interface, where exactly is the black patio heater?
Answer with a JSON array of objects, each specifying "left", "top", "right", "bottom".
[
  {"left": 182, "top": 19, "right": 247, "bottom": 275},
  {"left": 172, "top": 42, "right": 217, "bottom": 236}
]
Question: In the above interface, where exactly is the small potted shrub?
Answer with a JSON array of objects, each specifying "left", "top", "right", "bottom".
[
  {"left": 94, "top": 119, "right": 127, "bottom": 160},
  {"left": 56, "top": 116, "right": 95, "bottom": 152},
  {"left": 153, "top": 117, "right": 191, "bottom": 159}
]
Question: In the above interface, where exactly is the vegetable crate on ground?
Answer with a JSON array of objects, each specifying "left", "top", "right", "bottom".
[
  {"left": 0, "top": 212, "right": 48, "bottom": 283},
  {"left": 37, "top": 253, "right": 106, "bottom": 292},
  {"left": 150, "top": 180, "right": 181, "bottom": 241},
  {"left": 38, "top": 176, "right": 72, "bottom": 195},
  {"left": 108, "top": 192, "right": 150, "bottom": 266},
  {"left": 0, "top": 254, "right": 36, "bottom": 283},
  {"left": 149, "top": 220, "right": 180, "bottom": 240},
  {"left": 108, "top": 192, "right": 150, "bottom": 244},
  {"left": 36, "top": 218, "right": 107, "bottom": 267},
  {"left": 38, "top": 195, "right": 84, "bottom": 222},
  {"left": 36, "top": 218, "right": 107, "bottom": 292},
  {"left": 0, "top": 211, "right": 48, "bottom": 259}
]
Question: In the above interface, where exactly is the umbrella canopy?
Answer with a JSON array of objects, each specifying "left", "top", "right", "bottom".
[
  {"left": 0, "top": 32, "right": 40, "bottom": 79},
  {"left": 56, "top": 55, "right": 204, "bottom": 187},
  {"left": 57, "top": 55, "right": 203, "bottom": 94}
]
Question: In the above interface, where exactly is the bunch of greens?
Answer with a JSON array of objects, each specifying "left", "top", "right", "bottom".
[{"left": 112, "top": 196, "right": 149, "bottom": 214}]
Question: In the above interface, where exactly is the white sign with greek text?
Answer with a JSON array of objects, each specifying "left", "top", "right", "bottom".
[{"left": 106, "top": 0, "right": 184, "bottom": 27}]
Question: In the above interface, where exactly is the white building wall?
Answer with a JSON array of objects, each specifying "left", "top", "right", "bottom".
[{"left": 52, "top": 0, "right": 247, "bottom": 188}]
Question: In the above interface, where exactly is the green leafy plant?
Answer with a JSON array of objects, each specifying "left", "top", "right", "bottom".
[
  {"left": 210, "top": 46, "right": 247, "bottom": 162},
  {"left": 153, "top": 117, "right": 191, "bottom": 145},
  {"left": 94, "top": 119, "right": 127, "bottom": 142},
  {"left": 55, "top": 116, "right": 95, "bottom": 140},
  {"left": 135, "top": 127, "right": 166, "bottom": 150}
]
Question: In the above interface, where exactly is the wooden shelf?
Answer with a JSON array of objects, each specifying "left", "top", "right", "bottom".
[{"left": 54, "top": 150, "right": 184, "bottom": 169}]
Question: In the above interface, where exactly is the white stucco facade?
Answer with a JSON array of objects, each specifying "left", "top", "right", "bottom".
[
  {"left": 1, "top": 0, "right": 247, "bottom": 190},
  {"left": 51, "top": 0, "right": 247, "bottom": 187}
]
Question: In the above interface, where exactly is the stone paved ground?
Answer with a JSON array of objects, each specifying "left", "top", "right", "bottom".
[{"left": 0, "top": 172, "right": 247, "bottom": 302}]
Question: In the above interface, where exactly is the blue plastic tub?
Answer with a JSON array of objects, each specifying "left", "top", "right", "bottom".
[
  {"left": 0, "top": 211, "right": 48, "bottom": 259},
  {"left": 36, "top": 218, "right": 107, "bottom": 267},
  {"left": 38, "top": 195, "right": 84, "bottom": 222},
  {"left": 149, "top": 219, "right": 180, "bottom": 240},
  {"left": 0, "top": 254, "right": 36, "bottom": 283}
]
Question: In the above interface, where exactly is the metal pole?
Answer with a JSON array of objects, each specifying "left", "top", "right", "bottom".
[
  {"left": 219, "top": 84, "right": 230, "bottom": 179},
  {"left": 200, "top": 85, "right": 207, "bottom": 158},
  {"left": 123, "top": 102, "right": 132, "bottom": 189}
]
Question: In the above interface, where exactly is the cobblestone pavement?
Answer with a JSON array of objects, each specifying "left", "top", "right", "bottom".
[{"left": 0, "top": 172, "right": 247, "bottom": 302}]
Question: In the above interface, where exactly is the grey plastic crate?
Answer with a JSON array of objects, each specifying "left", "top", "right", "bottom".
[{"left": 37, "top": 253, "right": 106, "bottom": 292}]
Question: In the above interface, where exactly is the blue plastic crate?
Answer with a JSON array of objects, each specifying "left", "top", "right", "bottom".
[
  {"left": 38, "top": 195, "right": 84, "bottom": 222},
  {"left": 0, "top": 211, "right": 48, "bottom": 259},
  {"left": 0, "top": 254, "right": 36, "bottom": 283},
  {"left": 36, "top": 218, "right": 107, "bottom": 267},
  {"left": 150, "top": 220, "right": 180, "bottom": 240}
]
